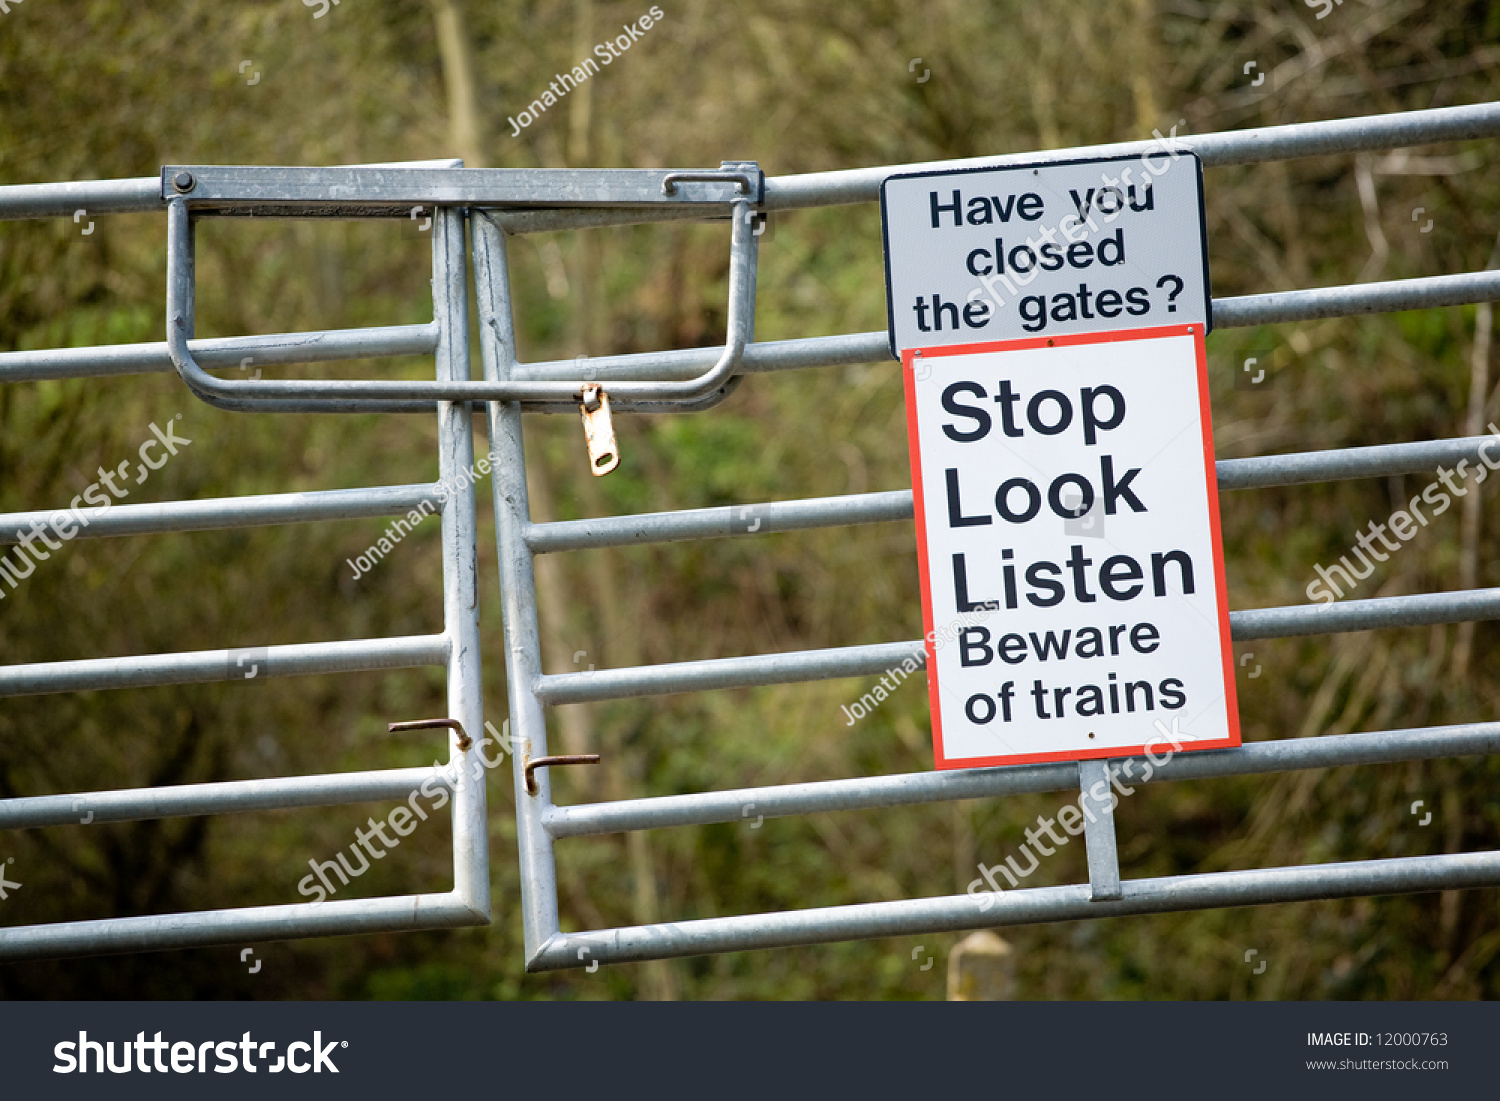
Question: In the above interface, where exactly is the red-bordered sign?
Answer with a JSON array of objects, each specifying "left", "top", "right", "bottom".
[{"left": 903, "top": 324, "right": 1239, "bottom": 770}]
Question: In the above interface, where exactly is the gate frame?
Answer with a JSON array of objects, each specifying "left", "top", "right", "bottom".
[{"left": 2, "top": 104, "right": 1500, "bottom": 969}]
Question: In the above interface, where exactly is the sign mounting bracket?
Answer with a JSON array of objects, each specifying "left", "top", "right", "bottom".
[{"left": 1079, "top": 758, "right": 1123, "bottom": 901}]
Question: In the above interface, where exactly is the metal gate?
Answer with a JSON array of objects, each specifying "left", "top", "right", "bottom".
[{"left": 3, "top": 103, "right": 1500, "bottom": 971}]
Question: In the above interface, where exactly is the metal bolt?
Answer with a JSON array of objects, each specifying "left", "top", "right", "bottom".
[
  {"left": 171, "top": 171, "right": 195, "bottom": 193},
  {"left": 389, "top": 717, "right": 471, "bottom": 750},
  {"left": 524, "top": 753, "right": 601, "bottom": 796}
]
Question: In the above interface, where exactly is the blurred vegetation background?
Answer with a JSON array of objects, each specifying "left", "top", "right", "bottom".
[{"left": 1, "top": 0, "right": 1499, "bottom": 1000}]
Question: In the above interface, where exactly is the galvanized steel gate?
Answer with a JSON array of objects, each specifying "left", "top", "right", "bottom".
[{"left": 4, "top": 103, "right": 1500, "bottom": 971}]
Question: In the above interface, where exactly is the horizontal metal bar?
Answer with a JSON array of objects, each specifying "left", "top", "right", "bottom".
[
  {"left": 530, "top": 849, "right": 1500, "bottom": 969},
  {"left": 526, "top": 490, "right": 913, "bottom": 554},
  {"left": 1232, "top": 588, "right": 1500, "bottom": 640},
  {"left": 0, "top": 323, "right": 439, "bottom": 383},
  {"left": 0, "top": 483, "right": 439, "bottom": 544},
  {"left": 510, "top": 262, "right": 1500, "bottom": 385},
  {"left": 163, "top": 164, "right": 762, "bottom": 215},
  {"left": 0, "top": 161, "right": 463, "bottom": 222},
  {"left": 544, "top": 720, "right": 1500, "bottom": 838},
  {"left": 1214, "top": 269, "right": 1500, "bottom": 328},
  {"left": 537, "top": 588, "right": 1500, "bottom": 706},
  {"left": 513, "top": 331, "right": 890, "bottom": 383},
  {"left": 1217, "top": 433, "right": 1500, "bottom": 489},
  {"left": 0, "top": 767, "right": 449, "bottom": 830},
  {"left": 3, "top": 105, "right": 1490, "bottom": 232},
  {"left": 502, "top": 103, "right": 1500, "bottom": 233},
  {"left": 535, "top": 640, "right": 923, "bottom": 706},
  {"left": 0, "top": 892, "right": 486, "bottom": 963},
  {"left": 760, "top": 102, "right": 1500, "bottom": 211},
  {"left": 0, "top": 176, "right": 163, "bottom": 220},
  {"left": 0, "top": 634, "right": 449, "bottom": 697},
  {"left": 520, "top": 429, "right": 1499, "bottom": 555}
]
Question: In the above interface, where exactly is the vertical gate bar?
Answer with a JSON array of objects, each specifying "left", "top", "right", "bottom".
[
  {"left": 471, "top": 212, "right": 562, "bottom": 958},
  {"left": 184, "top": 209, "right": 196, "bottom": 339},
  {"left": 743, "top": 206, "right": 759, "bottom": 344},
  {"left": 1078, "top": 759, "right": 1122, "bottom": 901},
  {"left": 165, "top": 200, "right": 196, "bottom": 343},
  {"left": 434, "top": 207, "right": 490, "bottom": 916}
]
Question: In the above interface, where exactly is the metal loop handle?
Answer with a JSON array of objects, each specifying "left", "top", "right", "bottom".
[{"left": 164, "top": 194, "right": 759, "bottom": 413}]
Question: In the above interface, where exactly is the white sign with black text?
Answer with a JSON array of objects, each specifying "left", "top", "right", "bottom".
[
  {"left": 903, "top": 326, "right": 1238, "bottom": 769},
  {"left": 881, "top": 149, "right": 1210, "bottom": 355}
]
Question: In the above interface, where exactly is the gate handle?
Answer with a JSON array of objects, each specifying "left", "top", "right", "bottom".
[{"left": 163, "top": 184, "right": 758, "bottom": 412}]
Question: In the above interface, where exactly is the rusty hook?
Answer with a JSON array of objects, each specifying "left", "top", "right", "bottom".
[
  {"left": 524, "top": 754, "right": 601, "bottom": 796},
  {"left": 389, "top": 718, "right": 471, "bottom": 750}
]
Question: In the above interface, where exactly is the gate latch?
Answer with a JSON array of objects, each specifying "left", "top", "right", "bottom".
[{"left": 580, "top": 383, "right": 619, "bottom": 476}]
